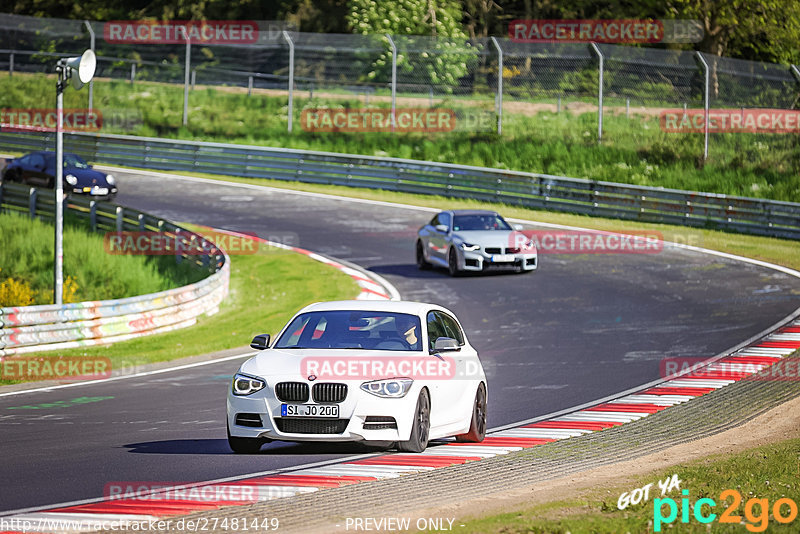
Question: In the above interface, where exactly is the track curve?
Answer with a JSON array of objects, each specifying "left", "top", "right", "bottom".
[{"left": 1, "top": 168, "right": 799, "bottom": 513}]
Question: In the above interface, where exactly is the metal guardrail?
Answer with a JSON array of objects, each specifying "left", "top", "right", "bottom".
[
  {"left": 1, "top": 130, "right": 800, "bottom": 240},
  {"left": 0, "top": 180, "right": 230, "bottom": 356}
]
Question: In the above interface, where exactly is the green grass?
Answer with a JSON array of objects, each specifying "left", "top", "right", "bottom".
[
  {"left": 0, "top": 232, "right": 359, "bottom": 384},
  {"left": 0, "top": 211, "right": 202, "bottom": 305},
  {"left": 1, "top": 72, "right": 798, "bottom": 202},
  {"left": 136, "top": 169, "right": 800, "bottom": 273},
  {"left": 456, "top": 436, "right": 800, "bottom": 533}
]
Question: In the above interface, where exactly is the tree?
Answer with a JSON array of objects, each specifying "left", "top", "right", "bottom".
[
  {"left": 347, "top": 0, "right": 477, "bottom": 90},
  {"left": 668, "top": 0, "right": 800, "bottom": 64}
]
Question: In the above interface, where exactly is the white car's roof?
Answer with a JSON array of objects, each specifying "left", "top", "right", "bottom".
[{"left": 297, "top": 300, "right": 450, "bottom": 317}]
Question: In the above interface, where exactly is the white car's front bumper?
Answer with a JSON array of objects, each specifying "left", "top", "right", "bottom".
[{"left": 227, "top": 383, "right": 421, "bottom": 443}]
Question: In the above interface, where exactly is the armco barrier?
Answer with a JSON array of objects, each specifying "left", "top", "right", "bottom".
[
  {"left": 2, "top": 130, "right": 799, "bottom": 239},
  {"left": 0, "top": 181, "right": 229, "bottom": 356}
]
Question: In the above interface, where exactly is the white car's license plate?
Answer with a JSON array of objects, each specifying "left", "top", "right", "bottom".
[
  {"left": 281, "top": 404, "right": 339, "bottom": 418},
  {"left": 491, "top": 254, "right": 515, "bottom": 262}
]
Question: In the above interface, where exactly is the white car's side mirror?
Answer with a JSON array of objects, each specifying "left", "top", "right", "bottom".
[{"left": 432, "top": 337, "right": 460, "bottom": 353}]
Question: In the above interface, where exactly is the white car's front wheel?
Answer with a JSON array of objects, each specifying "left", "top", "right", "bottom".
[
  {"left": 397, "top": 389, "right": 430, "bottom": 453},
  {"left": 227, "top": 424, "right": 265, "bottom": 454}
]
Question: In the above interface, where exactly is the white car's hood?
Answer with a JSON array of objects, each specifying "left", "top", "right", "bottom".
[{"left": 238, "top": 348, "right": 438, "bottom": 381}]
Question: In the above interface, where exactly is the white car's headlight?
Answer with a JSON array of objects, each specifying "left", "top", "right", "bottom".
[
  {"left": 232, "top": 373, "right": 266, "bottom": 396},
  {"left": 65, "top": 174, "right": 78, "bottom": 186},
  {"left": 105, "top": 174, "right": 116, "bottom": 186},
  {"left": 361, "top": 378, "right": 413, "bottom": 398},
  {"left": 460, "top": 243, "right": 480, "bottom": 252}
]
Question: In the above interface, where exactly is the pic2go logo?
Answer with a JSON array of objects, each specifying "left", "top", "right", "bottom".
[{"left": 654, "top": 489, "right": 798, "bottom": 532}]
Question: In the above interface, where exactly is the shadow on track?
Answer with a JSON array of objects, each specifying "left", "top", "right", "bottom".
[
  {"left": 369, "top": 263, "right": 525, "bottom": 279},
  {"left": 124, "top": 439, "right": 393, "bottom": 455}
]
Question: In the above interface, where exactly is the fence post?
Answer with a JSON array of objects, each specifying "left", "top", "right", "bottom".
[
  {"left": 28, "top": 187, "right": 37, "bottom": 218},
  {"left": 174, "top": 228, "right": 183, "bottom": 264},
  {"left": 695, "top": 51, "right": 710, "bottom": 161},
  {"left": 89, "top": 200, "right": 97, "bottom": 231},
  {"left": 130, "top": 63, "right": 135, "bottom": 84},
  {"left": 116, "top": 206, "right": 124, "bottom": 232},
  {"left": 490, "top": 37, "right": 503, "bottom": 135},
  {"left": 248, "top": 76, "right": 253, "bottom": 96},
  {"left": 386, "top": 34, "right": 397, "bottom": 131},
  {"left": 191, "top": 69, "right": 196, "bottom": 90},
  {"left": 84, "top": 21, "right": 95, "bottom": 113},
  {"left": 183, "top": 35, "right": 191, "bottom": 126},
  {"left": 8, "top": 52, "right": 12, "bottom": 77},
  {"left": 282, "top": 31, "right": 295, "bottom": 133},
  {"left": 589, "top": 42, "right": 603, "bottom": 142}
]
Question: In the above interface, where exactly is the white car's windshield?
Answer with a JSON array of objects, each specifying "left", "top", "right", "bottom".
[
  {"left": 275, "top": 311, "right": 423, "bottom": 351},
  {"left": 453, "top": 214, "right": 511, "bottom": 231}
]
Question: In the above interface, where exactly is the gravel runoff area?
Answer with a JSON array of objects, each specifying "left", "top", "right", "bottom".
[{"left": 113, "top": 352, "right": 800, "bottom": 534}]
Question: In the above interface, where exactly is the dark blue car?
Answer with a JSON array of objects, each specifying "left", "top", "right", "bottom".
[{"left": 2, "top": 151, "right": 117, "bottom": 200}]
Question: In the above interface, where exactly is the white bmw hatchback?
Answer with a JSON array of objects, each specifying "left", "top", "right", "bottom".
[{"left": 226, "top": 300, "right": 487, "bottom": 453}]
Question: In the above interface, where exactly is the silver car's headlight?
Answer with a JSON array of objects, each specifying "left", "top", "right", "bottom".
[
  {"left": 65, "top": 174, "right": 78, "bottom": 186},
  {"left": 460, "top": 243, "right": 480, "bottom": 252},
  {"left": 105, "top": 174, "right": 116, "bottom": 186},
  {"left": 361, "top": 378, "right": 413, "bottom": 398},
  {"left": 232, "top": 373, "right": 266, "bottom": 396}
]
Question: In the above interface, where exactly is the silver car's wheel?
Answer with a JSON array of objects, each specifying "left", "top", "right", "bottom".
[
  {"left": 416, "top": 241, "right": 431, "bottom": 270},
  {"left": 448, "top": 248, "right": 460, "bottom": 277}
]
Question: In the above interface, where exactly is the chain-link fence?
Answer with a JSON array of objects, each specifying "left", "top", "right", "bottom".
[{"left": 1, "top": 12, "right": 799, "bottom": 161}]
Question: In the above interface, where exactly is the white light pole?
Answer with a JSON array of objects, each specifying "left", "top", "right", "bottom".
[{"left": 54, "top": 49, "right": 96, "bottom": 304}]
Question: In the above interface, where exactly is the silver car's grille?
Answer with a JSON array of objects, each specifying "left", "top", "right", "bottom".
[
  {"left": 312, "top": 383, "right": 348, "bottom": 403},
  {"left": 275, "top": 382, "right": 309, "bottom": 402},
  {"left": 484, "top": 247, "right": 502, "bottom": 255}
]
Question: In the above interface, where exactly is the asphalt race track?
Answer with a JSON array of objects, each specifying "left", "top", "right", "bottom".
[{"left": 2, "top": 169, "right": 799, "bottom": 513}]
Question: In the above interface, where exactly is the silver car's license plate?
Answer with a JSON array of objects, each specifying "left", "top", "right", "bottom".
[
  {"left": 281, "top": 404, "right": 339, "bottom": 418},
  {"left": 491, "top": 254, "right": 515, "bottom": 262}
]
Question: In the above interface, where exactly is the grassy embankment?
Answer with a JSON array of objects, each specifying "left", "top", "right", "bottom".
[
  {"left": 0, "top": 213, "right": 359, "bottom": 384},
  {"left": 0, "top": 72, "right": 797, "bottom": 202}
]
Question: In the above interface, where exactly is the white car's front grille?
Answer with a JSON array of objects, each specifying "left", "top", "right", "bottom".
[
  {"left": 275, "top": 382, "right": 309, "bottom": 402},
  {"left": 274, "top": 418, "right": 349, "bottom": 434},
  {"left": 312, "top": 383, "right": 348, "bottom": 403}
]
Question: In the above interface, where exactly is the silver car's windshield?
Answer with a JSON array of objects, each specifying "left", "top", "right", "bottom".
[
  {"left": 452, "top": 214, "right": 512, "bottom": 231},
  {"left": 275, "top": 311, "right": 423, "bottom": 351}
]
